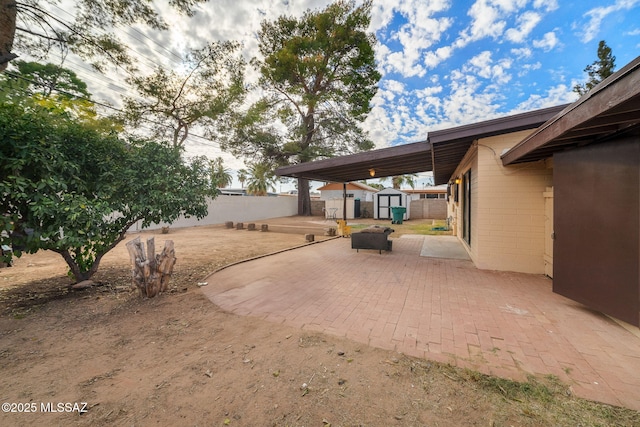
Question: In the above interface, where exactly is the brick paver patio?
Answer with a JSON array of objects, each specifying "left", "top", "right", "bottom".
[{"left": 201, "top": 235, "right": 640, "bottom": 410}]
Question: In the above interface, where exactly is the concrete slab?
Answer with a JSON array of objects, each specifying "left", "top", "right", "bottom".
[{"left": 419, "top": 235, "right": 471, "bottom": 260}]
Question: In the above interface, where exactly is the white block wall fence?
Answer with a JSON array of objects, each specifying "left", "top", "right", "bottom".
[{"left": 129, "top": 195, "right": 298, "bottom": 232}]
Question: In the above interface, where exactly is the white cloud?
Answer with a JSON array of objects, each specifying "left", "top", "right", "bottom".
[
  {"left": 384, "top": 79, "right": 406, "bottom": 93},
  {"left": 423, "top": 45, "right": 453, "bottom": 69},
  {"left": 580, "top": 0, "right": 640, "bottom": 42},
  {"left": 459, "top": 0, "right": 508, "bottom": 45},
  {"left": 374, "top": 0, "right": 453, "bottom": 77},
  {"left": 431, "top": 69, "right": 502, "bottom": 126},
  {"left": 505, "top": 11, "right": 542, "bottom": 43},
  {"left": 515, "top": 61, "right": 542, "bottom": 77},
  {"left": 512, "top": 83, "right": 578, "bottom": 112},
  {"left": 377, "top": 79, "right": 407, "bottom": 103},
  {"left": 532, "top": 31, "right": 559, "bottom": 51},
  {"left": 468, "top": 51, "right": 494, "bottom": 77},
  {"left": 455, "top": 0, "right": 550, "bottom": 50},
  {"left": 415, "top": 85, "right": 444, "bottom": 98},
  {"left": 511, "top": 47, "right": 532, "bottom": 58},
  {"left": 464, "top": 51, "right": 513, "bottom": 84},
  {"left": 533, "top": 0, "right": 559, "bottom": 12},
  {"left": 381, "top": 50, "right": 427, "bottom": 78}
]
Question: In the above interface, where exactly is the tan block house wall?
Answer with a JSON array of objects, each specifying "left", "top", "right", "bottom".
[{"left": 449, "top": 130, "right": 552, "bottom": 274}]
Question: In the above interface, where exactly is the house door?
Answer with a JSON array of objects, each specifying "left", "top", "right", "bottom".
[
  {"left": 543, "top": 187, "right": 553, "bottom": 278},
  {"left": 378, "top": 194, "right": 401, "bottom": 219}
]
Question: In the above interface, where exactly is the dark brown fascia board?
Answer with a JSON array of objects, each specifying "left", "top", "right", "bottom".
[
  {"left": 275, "top": 141, "right": 430, "bottom": 179},
  {"left": 502, "top": 55, "right": 640, "bottom": 166},
  {"left": 427, "top": 104, "right": 568, "bottom": 184}
]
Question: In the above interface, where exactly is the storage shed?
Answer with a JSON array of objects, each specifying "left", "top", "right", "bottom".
[{"left": 374, "top": 188, "right": 410, "bottom": 220}]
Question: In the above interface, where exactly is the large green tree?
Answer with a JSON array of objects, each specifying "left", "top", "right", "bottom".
[
  {"left": 1, "top": 59, "right": 90, "bottom": 98},
  {"left": 1, "top": 0, "right": 208, "bottom": 72},
  {"left": 122, "top": 41, "right": 246, "bottom": 147},
  {"left": 0, "top": 60, "right": 122, "bottom": 132},
  {"left": 0, "top": 101, "right": 216, "bottom": 282},
  {"left": 223, "top": 0, "right": 380, "bottom": 215},
  {"left": 573, "top": 40, "right": 616, "bottom": 96}
]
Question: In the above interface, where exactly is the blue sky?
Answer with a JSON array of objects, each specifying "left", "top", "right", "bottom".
[
  {"left": 33, "top": 0, "right": 640, "bottom": 189},
  {"left": 365, "top": 0, "right": 639, "bottom": 146}
]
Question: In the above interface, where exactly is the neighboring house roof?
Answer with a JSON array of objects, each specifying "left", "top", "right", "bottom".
[
  {"left": 502, "top": 55, "right": 640, "bottom": 165},
  {"left": 317, "top": 182, "right": 379, "bottom": 192},
  {"left": 404, "top": 185, "right": 448, "bottom": 194}
]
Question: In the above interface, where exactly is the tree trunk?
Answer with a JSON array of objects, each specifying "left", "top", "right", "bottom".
[
  {"left": 0, "top": 0, "right": 17, "bottom": 71},
  {"left": 297, "top": 177, "right": 312, "bottom": 216},
  {"left": 126, "top": 237, "right": 176, "bottom": 297},
  {"left": 58, "top": 249, "right": 90, "bottom": 283}
]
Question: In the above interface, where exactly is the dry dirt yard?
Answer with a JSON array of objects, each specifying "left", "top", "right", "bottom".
[{"left": 0, "top": 219, "right": 638, "bottom": 427}]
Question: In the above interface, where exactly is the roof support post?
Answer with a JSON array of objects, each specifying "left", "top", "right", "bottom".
[{"left": 343, "top": 182, "right": 347, "bottom": 222}]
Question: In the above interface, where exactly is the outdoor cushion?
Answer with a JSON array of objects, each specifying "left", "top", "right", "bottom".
[{"left": 359, "top": 226, "right": 394, "bottom": 234}]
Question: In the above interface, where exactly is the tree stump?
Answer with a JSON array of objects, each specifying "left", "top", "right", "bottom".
[
  {"left": 261, "top": 224, "right": 269, "bottom": 232},
  {"left": 236, "top": 222, "right": 244, "bottom": 230},
  {"left": 126, "top": 237, "right": 176, "bottom": 298},
  {"left": 305, "top": 234, "right": 314, "bottom": 242},
  {"left": 224, "top": 221, "right": 234, "bottom": 229},
  {"left": 247, "top": 223, "right": 256, "bottom": 231}
]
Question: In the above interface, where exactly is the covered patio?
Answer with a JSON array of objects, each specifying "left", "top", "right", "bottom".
[{"left": 202, "top": 235, "right": 640, "bottom": 410}]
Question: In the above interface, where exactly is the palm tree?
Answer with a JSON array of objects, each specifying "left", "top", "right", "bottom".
[
  {"left": 209, "top": 157, "right": 232, "bottom": 189},
  {"left": 246, "top": 163, "right": 278, "bottom": 196},
  {"left": 237, "top": 168, "right": 248, "bottom": 188},
  {"left": 381, "top": 174, "right": 417, "bottom": 190}
]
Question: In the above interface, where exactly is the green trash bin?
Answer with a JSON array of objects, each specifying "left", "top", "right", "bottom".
[{"left": 390, "top": 206, "right": 406, "bottom": 224}]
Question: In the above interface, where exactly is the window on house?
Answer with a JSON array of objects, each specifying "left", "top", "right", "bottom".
[{"left": 462, "top": 169, "right": 471, "bottom": 245}]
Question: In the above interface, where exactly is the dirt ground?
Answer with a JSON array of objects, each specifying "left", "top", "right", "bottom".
[{"left": 0, "top": 219, "right": 638, "bottom": 427}]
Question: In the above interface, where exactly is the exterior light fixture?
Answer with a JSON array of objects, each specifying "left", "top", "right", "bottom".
[
  {"left": 369, "top": 168, "right": 375, "bottom": 177},
  {"left": 454, "top": 177, "right": 461, "bottom": 184}
]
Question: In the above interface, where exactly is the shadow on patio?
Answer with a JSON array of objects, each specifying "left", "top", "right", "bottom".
[{"left": 201, "top": 234, "right": 640, "bottom": 410}]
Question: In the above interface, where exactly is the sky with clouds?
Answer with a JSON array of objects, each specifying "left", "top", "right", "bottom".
[{"left": 36, "top": 0, "right": 640, "bottom": 188}]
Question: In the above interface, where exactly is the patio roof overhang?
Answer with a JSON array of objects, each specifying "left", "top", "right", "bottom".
[
  {"left": 502, "top": 55, "right": 640, "bottom": 165},
  {"left": 275, "top": 105, "right": 566, "bottom": 185},
  {"left": 275, "top": 141, "right": 432, "bottom": 183}
]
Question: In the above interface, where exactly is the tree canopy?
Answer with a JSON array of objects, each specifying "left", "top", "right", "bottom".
[
  {"left": 223, "top": 0, "right": 380, "bottom": 215},
  {"left": 573, "top": 40, "right": 616, "bottom": 96},
  {"left": 0, "top": 59, "right": 113, "bottom": 124},
  {"left": 1, "top": 60, "right": 90, "bottom": 98},
  {"left": 122, "top": 41, "right": 246, "bottom": 147},
  {"left": 1, "top": 0, "right": 208, "bottom": 72},
  {"left": 0, "top": 100, "right": 216, "bottom": 282}
]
